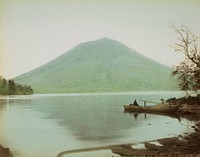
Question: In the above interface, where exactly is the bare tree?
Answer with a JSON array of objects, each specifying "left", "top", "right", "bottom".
[{"left": 171, "top": 25, "right": 200, "bottom": 92}]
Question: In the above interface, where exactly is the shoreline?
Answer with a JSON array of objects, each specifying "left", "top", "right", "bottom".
[
  {"left": 56, "top": 122, "right": 200, "bottom": 157},
  {"left": 0, "top": 144, "right": 12, "bottom": 157},
  {"left": 56, "top": 112, "right": 200, "bottom": 157},
  {"left": 0, "top": 90, "right": 182, "bottom": 97},
  {"left": 1, "top": 94, "right": 199, "bottom": 157},
  {"left": 2, "top": 114, "right": 199, "bottom": 157}
]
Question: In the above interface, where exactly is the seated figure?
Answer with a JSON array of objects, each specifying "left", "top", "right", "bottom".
[{"left": 133, "top": 99, "right": 139, "bottom": 106}]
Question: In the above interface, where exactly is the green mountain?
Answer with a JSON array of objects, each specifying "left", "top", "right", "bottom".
[{"left": 14, "top": 38, "right": 178, "bottom": 93}]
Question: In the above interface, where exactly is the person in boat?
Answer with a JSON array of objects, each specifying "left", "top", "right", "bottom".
[{"left": 133, "top": 99, "right": 139, "bottom": 106}]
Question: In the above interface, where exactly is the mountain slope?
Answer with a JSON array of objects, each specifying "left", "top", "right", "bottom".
[{"left": 14, "top": 38, "right": 178, "bottom": 93}]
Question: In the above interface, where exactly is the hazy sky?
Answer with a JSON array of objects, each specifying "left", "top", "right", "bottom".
[{"left": 0, "top": 0, "right": 200, "bottom": 79}]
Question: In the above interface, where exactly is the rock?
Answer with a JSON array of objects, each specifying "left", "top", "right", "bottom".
[
  {"left": 0, "top": 145, "right": 13, "bottom": 157},
  {"left": 158, "top": 137, "right": 179, "bottom": 145},
  {"left": 144, "top": 142, "right": 164, "bottom": 151}
]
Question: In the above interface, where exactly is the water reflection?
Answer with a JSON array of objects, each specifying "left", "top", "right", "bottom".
[
  {"left": 8, "top": 99, "right": 32, "bottom": 105},
  {"left": 124, "top": 111, "right": 182, "bottom": 122},
  {"left": 124, "top": 113, "right": 146, "bottom": 121},
  {"left": 62, "top": 150, "right": 120, "bottom": 157},
  {"left": 29, "top": 94, "right": 192, "bottom": 143},
  {"left": 0, "top": 96, "right": 33, "bottom": 106},
  {"left": 0, "top": 92, "right": 196, "bottom": 157},
  {"left": 0, "top": 99, "right": 8, "bottom": 108},
  {"left": 133, "top": 113, "right": 138, "bottom": 121}
]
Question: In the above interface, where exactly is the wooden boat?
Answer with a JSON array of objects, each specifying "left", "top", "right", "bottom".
[
  {"left": 123, "top": 105, "right": 144, "bottom": 112},
  {"left": 124, "top": 103, "right": 179, "bottom": 113}
]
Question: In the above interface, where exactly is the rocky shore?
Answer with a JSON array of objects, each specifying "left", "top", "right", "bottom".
[
  {"left": 114, "top": 94, "right": 200, "bottom": 157},
  {"left": 166, "top": 94, "right": 200, "bottom": 114},
  {"left": 111, "top": 121, "right": 200, "bottom": 156},
  {"left": 0, "top": 145, "right": 12, "bottom": 157},
  {"left": 2, "top": 120, "right": 200, "bottom": 157},
  {"left": 57, "top": 117, "right": 200, "bottom": 157}
]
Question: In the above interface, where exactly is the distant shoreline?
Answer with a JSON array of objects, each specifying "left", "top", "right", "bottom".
[
  {"left": 4, "top": 90, "right": 182, "bottom": 96},
  {"left": 0, "top": 90, "right": 185, "bottom": 96}
]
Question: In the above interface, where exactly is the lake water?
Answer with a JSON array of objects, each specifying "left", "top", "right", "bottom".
[{"left": 0, "top": 91, "right": 194, "bottom": 157}]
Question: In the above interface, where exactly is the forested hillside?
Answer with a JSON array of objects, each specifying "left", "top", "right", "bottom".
[
  {"left": 14, "top": 38, "right": 178, "bottom": 93},
  {"left": 0, "top": 76, "right": 33, "bottom": 95}
]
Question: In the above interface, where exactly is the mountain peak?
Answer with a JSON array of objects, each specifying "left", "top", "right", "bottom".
[
  {"left": 95, "top": 37, "right": 118, "bottom": 43},
  {"left": 76, "top": 37, "right": 118, "bottom": 49},
  {"left": 14, "top": 38, "right": 178, "bottom": 93}
]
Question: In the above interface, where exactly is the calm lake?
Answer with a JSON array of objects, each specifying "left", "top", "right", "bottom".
[{"left": 0, "top": 91, "right": 194, "bottom": 157}]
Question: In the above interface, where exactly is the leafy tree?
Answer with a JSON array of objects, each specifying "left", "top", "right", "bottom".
[
  {"left": 16, "top": 85, "right": 33, "bottom": 95},
  {"left": 8, "top": 79, "right": 16, "bottom": 94},
  {"left": 171, "top": 25, "right": 200, "bottom": 92},
  {"left": 0, "top": 77, "right": 8, "bottom": 94},
  {"left": 0, "top": 76, "right": 33, "bottom": 95},
  {"left": 2, "top": 78, "right": 7, "bottom": 87}
]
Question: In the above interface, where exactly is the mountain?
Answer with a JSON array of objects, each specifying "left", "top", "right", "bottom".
[{"left": 14, "top": 38, "right": 178, "bottom": 93}]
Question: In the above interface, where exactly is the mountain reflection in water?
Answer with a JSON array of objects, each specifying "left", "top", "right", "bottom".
[{"left": 0, "top": 92, "right": 194, "bottom": 157}]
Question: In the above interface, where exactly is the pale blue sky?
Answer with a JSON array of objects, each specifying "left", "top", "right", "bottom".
[{"left": 1, "top": 0, "right": 200, "bottom": 78}]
